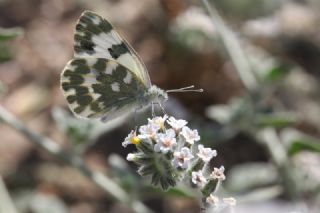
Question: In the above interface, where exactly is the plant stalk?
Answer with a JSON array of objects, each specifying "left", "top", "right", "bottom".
[
  {"left": 0, "top": 105, "right": 153, "bottom": 213},
  {"left": 201, "top": 0, "right": 258, "bottom": 91}
]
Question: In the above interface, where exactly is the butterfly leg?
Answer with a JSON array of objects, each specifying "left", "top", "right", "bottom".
[
  {"left": 133, "top": 108, "right": 139, "bottom": 130},
  {"left": 152, "top": 102, "right": 166, "bottom": 116},
  {"left": 157, "top": 101, "right": 166, "bottom": 115},
  {"left": 151, "top": 102, "right": 155, "bottom": 118}
]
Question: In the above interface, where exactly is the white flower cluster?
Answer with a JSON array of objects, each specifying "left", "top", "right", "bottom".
[
  {"left": 122, "top": 115, "right": 234, "bottom": 208},
  {"left": 123, "top": 115, "right": 216, "bottom": 170},
  {"left": 206, "top": 195, "right": 237, "bottom": 211}
]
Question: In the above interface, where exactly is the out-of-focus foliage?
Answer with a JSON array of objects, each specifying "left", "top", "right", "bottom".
[
  {"left": 52, "top": 107, "right": 126, "bottom": 153},
  {"left": 0, "top": 27, "right": 22, "bottom": 62},
  {"left": 0, "top": 27, "right": 22, "bottom": 41},
  {"left": 281, "top": 129, "right": 320, "bottom": 156},
  {"left": 215, "top": 0, "right": 281, "bottom": 19}
]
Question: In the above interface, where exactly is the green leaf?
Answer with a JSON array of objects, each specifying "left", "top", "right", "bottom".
[
  {"left": 256, "top": 114, "right": 297, "bottom": 128},
  {"left": 0, "top": 27, "right": 23, "bottom": 41},
  {"left": 288, "top": 139, "right": 320, "bottom": 156},
  {"left": 0, "top": 80, "right": 6, "bottom": 94},
  {"left": 144, "top": 185, "right": 195, "bottom": 198},
  {"left": 0, "top": 43, "right": 12, "bottom": 62},
  {"left": 164, "top": 187, "right": 195, "bottom": 197},
  {"left": 264, "top": 66, "right": 288, "bottom": 81}
]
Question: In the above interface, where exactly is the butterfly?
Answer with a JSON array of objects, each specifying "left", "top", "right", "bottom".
[{"left": 60, "top": 11, "right": 169, "bottom": 122}]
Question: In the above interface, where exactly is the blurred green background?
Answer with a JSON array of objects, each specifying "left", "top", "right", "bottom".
[{"left": 1, "top": 0, "right": 320, "bottom": 212}]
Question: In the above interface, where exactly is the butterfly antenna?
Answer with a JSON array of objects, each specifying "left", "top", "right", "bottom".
[
  {"left": 134, "top": 108, "right": 139, "bottom": 130},
  {"left": 166, "top": 85, "right": 204, "bottom": 93}
]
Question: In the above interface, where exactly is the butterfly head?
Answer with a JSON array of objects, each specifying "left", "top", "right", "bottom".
[{"left": 145, "top": 85, "right": 168, "bottom": 105}]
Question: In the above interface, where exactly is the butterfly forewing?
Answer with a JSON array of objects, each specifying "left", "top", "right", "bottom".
[
  {"left": 61, "top": 57, "right": 148, "bottom": 120},
  {"left": 74, "top": 11, "right": 151, "bottom": 87}
]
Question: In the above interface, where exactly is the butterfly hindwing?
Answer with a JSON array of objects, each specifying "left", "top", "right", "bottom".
[
  {"left": 74, "top": 11, "right": 151, "bottom": 88},
  {"left": 61, "top": 57, "right": 148, "bottom": 120}
]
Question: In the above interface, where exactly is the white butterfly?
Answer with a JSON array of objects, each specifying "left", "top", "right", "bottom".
[
  {"left": 61, "top": 11, "right": 201, "bottom": 122},
  {"left": 61, "top": 11, "right": 168, "bottom": 122}
]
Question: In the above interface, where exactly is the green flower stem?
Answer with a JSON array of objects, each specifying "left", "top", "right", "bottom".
[
  {"left": 201, "top": 0, "right": 258, "bottom": 91},
  {"left": 188, "top": 158, "right": 205, "bottom": 175},
  {"left": 0, "top": 105, "right": 153, "bottom": 213},
  {"left": 137, "top": 140, "right": 154, "bottom": 154},
  {"left": 201, "top": 178, "right": 219, "bottom": 197},
  {"left": 0, "top": 175, "right": 18, "bottom": 213}
]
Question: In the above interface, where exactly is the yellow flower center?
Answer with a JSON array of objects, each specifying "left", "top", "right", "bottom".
[
  {"left": 157, "top": 121, "right": 165, "bottom": 130},
  {"left": 130, "top": 136, "right": 140, "bottom": 145}
]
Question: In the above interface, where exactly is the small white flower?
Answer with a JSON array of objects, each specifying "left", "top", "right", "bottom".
[
  {"left": 154, "top": 129, "right": 177, "bottom": 153},
  {"left": 223, "top": 197, "right": 236, "bottom": 206},
  {"left": 181, "top": 126, "right": 200, "bottom": 144},
  {"left": 167, "top": 116, "right": 188, "bottom": 130},
  {"left": 172, "top": 147, "right": 194, "bottom": 169},
  {"left": 148, "top": 115, "right": 168, "bottom": 129},
  {"left": 126, "top": 153, "right": 136, "bottom": 161},
  {"left": 206, "top": 194, "right": 220, "bottom": 206},
  {"left": 122, "top": 130, "right": 140, "bottom": 147},
  {"left": 139, "top": 123, "right": 160, "bottom": 139},
  {"left": 210, "top": 166, "right": 226, "bottom": 181},
  {"left": 191, "top": 170, "right": 207, "bottom": 187},
  {"left": 197, "top": 144, "right": 217, "bottom": 163}
]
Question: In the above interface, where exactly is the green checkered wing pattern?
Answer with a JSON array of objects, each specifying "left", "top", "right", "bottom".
[
  {"left": 74, "top": 11, "right": 151, "bottom": 88},
  {"left": 61, "top": 58, "right": 148, "bottom": 120}
]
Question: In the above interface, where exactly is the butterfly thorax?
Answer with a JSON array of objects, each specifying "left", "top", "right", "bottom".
[{"left": 140, "top": 85, "right": 168, "bottom": 107}]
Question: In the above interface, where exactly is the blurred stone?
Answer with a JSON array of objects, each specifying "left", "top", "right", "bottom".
[
  {"left": 14, "top": 190, "right": 69, "bottom": 213},
  {"left": 0, "top": 61, "right": 22, "bottom": 87},
  {"left": 0, "top": 110, "right": 61, "bottom": 176},
  {"left": 243, "top": 16, "right": 281, "bottom": 38},
  {"left": 164, "top": 197, "right": 199, "bottom": 213},
  {"left": 0, "top": 125, "right": 32, "bottom": 176},
  {"left": 40, "top": 0, "right": 77, "bottom": 20},
  {"left": 279, "top": 3, "right": 318, "bottom": 37},
  {"left": 244, "top": 3, "right": 319, "bottom": 38},
  {"left": 26, "top": 18, "right": 73, "bottom": 72},
  {"left": 29, "top": 192, "right": 69, "bottom": 213},
  {"left": 3, "top": 83, "right": 49, "bottom": 117},
  {"left": 34, "top": 163, "right": 104, "bottom": 200},
  {"left": 70, "top": 202, "right": 96, "bottom": 213}
]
